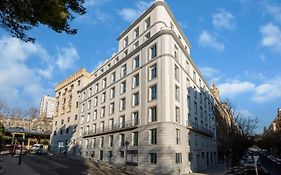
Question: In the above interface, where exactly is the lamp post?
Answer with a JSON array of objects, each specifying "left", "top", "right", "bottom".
[
  {"left": 18, "top": 137, "right": 24, "bottom": 165},
  {"left": 253, "top": 156, "right": 259, "bottom": 175}
]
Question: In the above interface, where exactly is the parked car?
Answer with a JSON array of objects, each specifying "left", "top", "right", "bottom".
[
  {"left": 30, "top": 144, "right": 43, "bottom": 153},
  {"left": 36, "top": 147, "right": 47, "bottom": 155}
]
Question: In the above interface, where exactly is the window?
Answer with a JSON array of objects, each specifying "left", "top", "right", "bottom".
[
  {"left": 123, "top": 50, "right": 128, "bottom": 57},
  {"left": 193, "top": 71, "right": 196, "bottom": 82},
  {"left": 91, "top": 124, "right": 96, "bottom": 134},
  {"left": 149, "top": 106, "right": 157, "bottom": 122},
  {"left": 120, "top": 81, "right": 126, "bottom": 94},
  {"left": 101, "top": 107, "right": 105, "bottom": 118},
  {"left": 176, "top": 107, "right": 180, "bottom": 123},
  {"left": 86, "top": 139, "right": 89, "bottom": 148},
  {"left": 94, "top": 96, "right": 98, "bottom": 106},
  {"left": 110, "top": 87, "right": 115, "bottom": 99},
  {"left": 132, "top": 111, "right": 139, "bottom": 125},
  {"left": 133, "top": 56, "right": 140, "bottom": 69},
  {"left": 174, "top": 45, "right": 179, "bottom": 60},
  {"left": 100, "top": 121, "right": 104, "bottom": 131},
  {"left": 120, "top": 151, "right": 125, "bottom": 158},
  {"left": 145, "top": 17, "right": 151, "bottom": 29},
  {"left": 149, "top": 64, "right": 157, "bottom": 80},
  {"left": 175, "top": 64, "right": 179, "bottom": 81},
  {"left": 60, "top": 129, "right": 63, "bottom": 135},
  {"left": 176, "top": 129, "right": 180, "bottom": 144},
  {"left": 150, "top": 44, "right": 157, "bottom": 59},
  {"left": 92, "top": 138, "right": 96, "bottom": 148},
  {"left": 87, "top": 100, "right": 91, "bottom": 110},
  {"left": 93, "top": 110, "right": 97, "bottom": 120},
  {"left": 194, "top": 101, "right": 198, "bottom": 114},
  {"left": 109, "top": 119, "right": 114, "bottom": 130},
  {"left": 87, "top": 113, "right": 90, "bottom": 122},
  {"left": 102, "top": 78, "right": 107, "bottom": 89},
  {"left": 80, "top": 115, "right": 84, "bottom": 124},
  {"left": 132, "top": 92, "right": 139, "bottom": 106},
  {"left": 109, "top": 135, "right": 113, "bottom": 147},
  {"left": 111, "top": 72, "right": 116, "bottom": 83},
  {"left": 109, "top": 103, "right": 114, "bottom": 115},
  {"left": 150, "top": 128, "right": 157, "bottom": 144},
  {"left": 86, "top": 125, "right": 89, "bottom": 134},
  {"left": 175, "top": 85, "right": 180, "bottom": 101},
  {"left": 134, "top": 41, "right": 139, "bottom": 49},
  {"left": 55, "top": 121, "right": 57, "bottom": 126},
  {"left": 124, "top": 36, "right": 128, "bottom": 47},
  {"left": 176, "top": 153, "right": 182, "bottom": 164},
  {"left": 121, "top": 64, "right": 127, "bottom": 77},
  {"left": 186, "top": 61, "right": 190, "bottom": 74},
  {"left": 120, "top": 98, "right": 126, "bottom": 111},
  {"left": 189, "top": 153, "right": 193, "bottom": 161},
  {"left": 61, "top": 119, "right": 64, "bottom": 125},
  {"left": 100, "top": 137, "right": 104, "bottom": 147},
  {"left": 150, "top": 153, "right": 157, "bottom": 164},
  {"left": 89, "top": 88, "right": 92, "bottom": 97},
  {"left": 67, "top": 117, "right": 70, "bottom": 122},
  {"left": 120, "top": 115, "right": 125, "bottom": 128},
  {"left": 134, "top": 27, "right": 139, "bottom": 38},
  {"left": 120, "top": 134, "right": 125, "bottom": 147},
  {"left": 78, "top": 80, "right": 81, "bottom": 86},
  {"left": 81, "top": 104, "right": 85, "bottom": 113},
  {"left": 145, "top": 32, "right": 151, "bottom": 41},
  {"left": 149, "top": 85, "right": 157, "bottom": 100},
  {"left": 95, "top": 83, "right": 99, "bottom": 93},
  {"left": 132, "top": 132, "right": 138, "bottom": 146},
  {"left": 66, "top": 128, "right": 69, "bottom": 134},
  {"left": 101, "top": 92, "right": 106, "bottom": 103},
  {"left": 133, "top": 74, "right": 140, "bottom": 88}
]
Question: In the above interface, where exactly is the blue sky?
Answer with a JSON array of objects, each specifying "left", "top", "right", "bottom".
[{"left": 0, "top": 0, "right": 281, "bottom": 133}]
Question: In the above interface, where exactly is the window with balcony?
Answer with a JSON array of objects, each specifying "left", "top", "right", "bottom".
[
  {"left": 133, "top": 56, "right": 140, "bottom": 69},
  {"left": 144, "top": 32, "right": 151, "bottom": 41},
  {"left": 145, "top": 17, "right": 151, "bottom": 29},
  {"left": 134, "top": 41, "right": 139, "bottom": 49}
]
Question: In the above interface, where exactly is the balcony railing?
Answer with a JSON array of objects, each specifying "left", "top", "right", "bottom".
[
  {"left": 187, "top": 120, "right": 214, "bottom": 137},
  {"left": 83, "top": 120, "right": 138, "bottom": 138}
]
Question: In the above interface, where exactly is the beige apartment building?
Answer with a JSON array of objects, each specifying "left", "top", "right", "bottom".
[
  {"left": 39, "top": 95, "right": 55, "bottom": 119},
  {"left": 50, "top": 68, "right": 91, "bottom": 154},
  {"left": 78, "top": 0, "right": 217, "bottom": 174}
]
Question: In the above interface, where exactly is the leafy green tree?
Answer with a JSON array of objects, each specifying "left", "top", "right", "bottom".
[{"left": 0, "top": 0, "right": 86, "bottom": 42}]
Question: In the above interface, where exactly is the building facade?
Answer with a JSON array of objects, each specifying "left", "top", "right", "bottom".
[
  {"left": 78, "top": 0, "right": 217, "bottom": 174},
  {"left": 50, "top": 68, "right": 91, "bottom": 155},
  {"left": 39, "top": 95, "right": 56, "bottom": 119}
]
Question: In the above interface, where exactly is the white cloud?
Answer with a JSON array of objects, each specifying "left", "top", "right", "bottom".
[
  {"left": 0, "top": 36, "right": 52, "bottom": 108},
  {"left": 84, "top": 0, "right": 111, "bottom": 7},
  {"left": 119, "top": 1, "right": 152, "bottom": 22},
  {"left": 260, "top": 22, "right": 281, "bottom": 53},
  {"left": 56, "top": 44, "right": 79, "bottom": 70},
  {"left": 252, "top": 75, "right": 281, "bottom": 103},
  {"left": 212, "top": 9, "right": 236, "bottom": 30},
  {"left": 198, "top": 31, "right": 225, "bottom": 52},
  {"left": 266, "top": 5, "right": 281, "bottom": 23},
  {"left": 218, "top": 81, "right": 255, "bottom": 97},
  {"left": 200, "top": 67, "right": 219, "bottom": 78}
]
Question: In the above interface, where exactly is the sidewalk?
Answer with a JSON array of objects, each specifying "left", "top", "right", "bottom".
[
  {"left": 188, "top": 163, "right": 225, "bottom": 175},
  {"left": 1, "top": 155, "right": 39, "bottom": 175}
]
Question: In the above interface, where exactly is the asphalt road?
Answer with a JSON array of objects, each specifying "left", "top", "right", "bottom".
[{"left": 259, "top": 155, "right": 281, "bottom": 175}]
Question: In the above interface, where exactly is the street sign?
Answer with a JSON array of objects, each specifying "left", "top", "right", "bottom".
[{"left": 58, "top": 142, "right": 64, "bottom": 148}]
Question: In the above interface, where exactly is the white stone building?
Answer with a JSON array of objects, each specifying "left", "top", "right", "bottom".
[
  {"left": 78, "top": 0, "right": 217, "bottom": 174},
  {"left": 39, "top": 95, "right": 56, "bottom": 119}
]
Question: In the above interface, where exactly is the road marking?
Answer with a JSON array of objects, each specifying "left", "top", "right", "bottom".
[{"left": 31, "top": 155, "right": 68, "bottom": 168}]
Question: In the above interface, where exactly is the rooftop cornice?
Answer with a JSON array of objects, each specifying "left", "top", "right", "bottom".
[
  {"left": 117, "top": 1, "right": 191, "bottom": 49},
  {"left": 55, "top": 68, "right": 91, "bottom": 91}
]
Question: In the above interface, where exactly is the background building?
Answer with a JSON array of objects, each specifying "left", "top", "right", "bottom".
[
  {"left": 78, "top": 0, "right": 217, "bottom": 174},
  {"left": 50, "top": 68, "right": 91, "bottom": 155},
  {"left": 39, "top": 95, "right": 55, "bottom": 119}
]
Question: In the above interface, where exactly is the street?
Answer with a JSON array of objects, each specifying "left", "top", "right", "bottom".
[{"left": 260, "top": 155, "right": 281, "bottom": 175}]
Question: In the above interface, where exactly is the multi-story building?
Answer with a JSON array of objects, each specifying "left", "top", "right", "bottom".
[
  {"left": 78, "top": 0, "right": 217, "bottom": 174},
  {"left": 267, "top": 108, "right": 281, "bottom": 133},
  {"left": 39, "top": 95, "right": 55, "bottom": 119},
  {"left": 50, "top": 68, "right": 91, "bottom": 155}
]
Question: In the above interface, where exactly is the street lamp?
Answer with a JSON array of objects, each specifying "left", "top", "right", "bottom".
[{"left": 253, "top": 155, "right": 259, "bottom": 175}]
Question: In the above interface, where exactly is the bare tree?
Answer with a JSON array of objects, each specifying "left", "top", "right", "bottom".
[
  {"left": 27, "top": 107, "right": 39, "bottom": 119},
  {"left": 0, "top": 99, "right": 9, "bottom": 117}
]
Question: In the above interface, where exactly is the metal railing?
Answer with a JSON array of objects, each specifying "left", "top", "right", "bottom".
[
  {"left": 83, "top": 120, "right": 138, "bottom": 138},
  {"left": 187, "top": 120, "right": 214, "bottom": 137}
]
